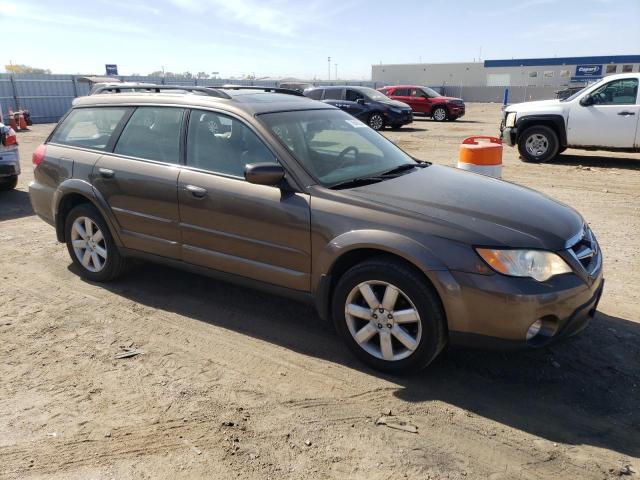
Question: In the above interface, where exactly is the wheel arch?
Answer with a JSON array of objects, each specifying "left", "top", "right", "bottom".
[
  {"left": 515, "top": 114, "right": 567, "bottom": 147},
  {"left": 54, "top": 179, "right": 122, "bottom": 246}
]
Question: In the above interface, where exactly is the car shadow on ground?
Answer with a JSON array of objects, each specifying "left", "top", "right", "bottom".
[
  {"left": 553, "top": 154, "right": 640, "bottom": 170},
  {"left": 82, "top": 261, "right": 640, "bottom": 458},
  {"left": 0, "top": 189, "right": 34, "bottom": 222}
]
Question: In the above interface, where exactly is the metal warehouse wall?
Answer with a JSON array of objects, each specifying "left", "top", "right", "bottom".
[
  {"left": 0, "top": 74, "right": 389, "bottom": 124},
  {"left": 442, "top": 85, "right": 559, "bottom": 103}
]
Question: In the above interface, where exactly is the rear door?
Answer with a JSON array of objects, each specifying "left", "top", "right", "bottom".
[
  {"left": 93, "top": 106, "right": 185, "bottom": 258},
  {"left": 568, "top": 78, "right": 639, "bottom": 148},
  {"left": 177, "top": 109, "right": 311, "bottom": 291}
]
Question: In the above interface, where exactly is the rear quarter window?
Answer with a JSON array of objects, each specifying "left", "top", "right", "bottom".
[{"left": 50, "top": 107, "right": 129, "bottom": 150}]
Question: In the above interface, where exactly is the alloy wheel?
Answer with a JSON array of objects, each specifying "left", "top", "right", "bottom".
[
  {"left": 71, "top": 216, "right": 108, "bottom": 273},
  {"left": 369, "top": 114, "right": 384, "bottom": 130},
  {"left": 345, "top": 280, "right": 422, "bottom": 361},
  {"left": 525, "top": 133, "right": 549, "bottom": 158},
  {"left": 433, "top": 108, "right": 447, "bottom": 121}
]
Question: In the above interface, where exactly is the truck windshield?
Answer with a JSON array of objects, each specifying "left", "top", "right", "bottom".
[
  {"left": 562, "top": 78, "right": 604, "bottom": 102},
  {"left": 259, "top": 109, "right": 418, "bottom": 187}
]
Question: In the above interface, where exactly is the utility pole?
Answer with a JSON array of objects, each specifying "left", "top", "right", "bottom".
[
  {"left": 335, "top": 63, "right": 338, "bottom": 80},
  {"left": 327, "top": 56, "right": 331, "bottom": 81}
]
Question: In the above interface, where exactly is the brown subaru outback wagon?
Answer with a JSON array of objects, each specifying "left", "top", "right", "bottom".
[{"left": 29, "top": 85, "right": 604, "bottom": 372}]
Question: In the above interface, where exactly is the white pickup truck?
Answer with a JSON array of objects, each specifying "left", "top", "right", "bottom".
[{"left": 500, "top": 73, "right": 639, "bottom": 162}]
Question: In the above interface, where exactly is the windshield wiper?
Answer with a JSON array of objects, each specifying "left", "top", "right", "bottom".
[
  {"left": 378, "top": 162, "right": 428, "bottom": 176},
  {"left": 328, "top": 176, "right": 385, "bottom": 190}
]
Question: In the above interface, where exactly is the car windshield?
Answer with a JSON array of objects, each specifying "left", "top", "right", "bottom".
[
  {"left": 259, "top": 109, "right": 417, "bottom": 187},
  {"left": 422, "top": 86, "right": 440, "bottom": 97},
  {"left": 358, "top": 87, "right": 390, "bottom": 101},
  {"left": 561, "top": 79, "right": 604, "bottom": 102}
]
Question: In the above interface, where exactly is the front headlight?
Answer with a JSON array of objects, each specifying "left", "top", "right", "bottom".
[
  {"left": 475, "top": 248, "right": 572, "bottom": 282},
  {"left": 505, "top": 112, "right": 517, "bottom": 128}
]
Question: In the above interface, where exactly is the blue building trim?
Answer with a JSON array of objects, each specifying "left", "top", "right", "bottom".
[{"left": 484, "top": 55, "right": 640, "bottom": 68}]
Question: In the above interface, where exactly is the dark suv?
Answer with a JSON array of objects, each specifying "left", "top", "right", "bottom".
[
  {"left": 304, "top": 86, "right": 413, "bottom": 130},
  {"left": 29, "top": 85, "right": 603, "bottom": 373},
  {"left": 379, "top": 85, "right": 465, "bottom": 121}
]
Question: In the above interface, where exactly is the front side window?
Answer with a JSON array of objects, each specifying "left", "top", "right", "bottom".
[
  {"left": 591, "top": 79, "right": 638, "bottom": 105},
  {"left": 114, "top": 107, "right": 184, "bottom": 164},
  {"left": 410, "top": 88, "right": 424, "bottom": 97},
  {"left": 345, "top": 89, "right": 365, "bottom": 102},
  {"left": 186, "top": 109, "right": 275, "bottom": 177},
  {"left": 51, "top": 107, "right": 128, "bottom": 150},
  {"left": 260, "top": 109, "right": 416, "bottom": 187}
]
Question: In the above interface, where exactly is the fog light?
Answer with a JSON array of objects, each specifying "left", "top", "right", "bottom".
[{"left": 526, "top": 319, "right": 542, "bottom": 341}]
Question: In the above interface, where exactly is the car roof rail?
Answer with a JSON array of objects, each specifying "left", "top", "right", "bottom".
[
  {"left": 209, "top": 86, "right": 305, "bottom": 97},
  {"left": 92, "top": 84, "right": 232, "bottom": 99}
]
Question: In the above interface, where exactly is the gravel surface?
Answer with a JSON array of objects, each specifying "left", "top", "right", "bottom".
[{"left": 1, "top": 103, "right": 639, "bottom": 479}]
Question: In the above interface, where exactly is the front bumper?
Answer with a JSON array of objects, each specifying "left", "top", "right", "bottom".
[
  {"left": 0, "top": 148, "right": 20, "bottom": 178},
  {"left": 448, "top": 105, "right": 465, "bottom": 118},
  {"left": 431, "top": 267, "right": 604, "bottom": 349},
  {"left": 385, "top": 110, "right": 413, "bottom": 126},
  {"left": 500, "top": 125, "right": 516, "bottom": 146}
]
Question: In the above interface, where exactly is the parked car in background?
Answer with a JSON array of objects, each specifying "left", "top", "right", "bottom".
[
  {"left": 379, "top": 85, "right": 465, "bottom": 121},
  {"left": 29, "top": 85, "right": 603, "bottom": 373},
  {"left": 501, "top": 73, "right": 639, "bottom": 163},
  {"left": 304, "top": 86, "right": 412, "bottom": 130},
  {"left": 0, "top": 123, "right": 19, "bottom": 191},
  {"left": 278, "top": 82, "right": 312, "bottom": 93}
]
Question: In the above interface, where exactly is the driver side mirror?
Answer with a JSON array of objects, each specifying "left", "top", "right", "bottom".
[
  {"left": 580, "top": 94, "right": 594, "bottom": 106},
  {"left": 356, "top": 98, "right": 365, "bottom": 105},
  {"left": 244, "top": 162, "right": 285, "bottom": 186}
]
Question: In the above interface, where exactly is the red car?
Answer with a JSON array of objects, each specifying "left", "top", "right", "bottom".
[{"left": 378, "top": 85, "right": 465, "bottom": 122}]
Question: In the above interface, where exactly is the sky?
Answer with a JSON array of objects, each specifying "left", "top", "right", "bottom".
[{"left": 1, "top": 0, "right": 639, "bottom": 79}]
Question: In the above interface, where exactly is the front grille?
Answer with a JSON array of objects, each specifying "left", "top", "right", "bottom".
[
  {"left": 567, "top": 226, "right": 600, "bottom": 276},
  {"left": 0, "top": 164, "right": 16, "bottom": 175}
]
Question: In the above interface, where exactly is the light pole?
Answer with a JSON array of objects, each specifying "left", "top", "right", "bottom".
[
  {"left": 335, "top": 63, "right": 338, "bottom": 81},
  {"left": 327, "top": 56, "right": 331, "bottom": 81}
]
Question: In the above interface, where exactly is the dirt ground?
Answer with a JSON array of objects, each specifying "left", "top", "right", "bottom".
[{"left": 1, "top": 103, "right": 639, "bottom": 479}]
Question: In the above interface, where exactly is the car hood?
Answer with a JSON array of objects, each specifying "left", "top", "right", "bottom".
[
  {"left": 346, "top": 165, "right": 583, "bottom": 250},
  {"left": 439, "top": 96, "right": 463, "bottom": 103},
  {"left": 377, "top": 99, "right": 411, "bottom": 109},
  {"left": 505, "top": 99, "right": 563, "bottom": 113}
]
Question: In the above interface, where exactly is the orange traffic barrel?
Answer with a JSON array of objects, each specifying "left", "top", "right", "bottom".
[
  {"left": 18, "top": 111, "right": 28, "bottom": 130},
  {"left": 458, "top": 136, "right": 502, "bottom": 179}
]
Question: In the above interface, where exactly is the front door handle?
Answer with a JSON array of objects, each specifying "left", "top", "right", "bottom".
[
  {"left": 618, "top": 111, "right": 636, "bottom": 116},
  {"left": 186, "top": 184, "right": 207, "bottom": 198},
  {"left": 98, "top": 168, "right": 115, "bottom": 178}
]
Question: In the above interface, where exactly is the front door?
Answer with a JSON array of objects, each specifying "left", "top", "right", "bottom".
[
  {"left": 93, "top": 106, "right": 185, "bottom": 258},
  {"left": 177, "top": 109, "right": 311, "bottom": 291},
  {"left": 568, "top": 78, "right": 639, "bottom": 148},
  {"left": 409, "top": 88, "right": 430, "bottom": 114}
]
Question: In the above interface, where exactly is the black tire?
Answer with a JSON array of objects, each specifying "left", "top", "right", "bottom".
[
  {"left": 64, "top": 203, "right": 126, "bottom": 282},
  {"left": 332, "top": 256, "right": 447, "bottom": 374},
  {"left": 431, "top": 106, "right": 448, "bottom": 122},
  {"left": 368, "top": 112, "right": 385, "bottom": 131},
  {"left": 517, "top": 125, "right": 559, "bottom": 163},
  {"left": 0, "top": 176, "right": 18, "bottom": 191}
]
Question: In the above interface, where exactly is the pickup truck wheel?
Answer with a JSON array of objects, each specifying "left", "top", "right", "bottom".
[
  {"left": 431, "top": 106, "right": 448, "bottom": 122},
  {"left": 518, "top": 126, "right": 559, "bottom": 163},
  {"left": 368, "top": 113, "right": 385, "bottom": 130},
  {"left": 332, "top": 256, "right": 447, "bottom": 374},
  {"left": 0, "top": 175, "right": 18, "bottom": 191},
  {"left": 65, "top": 203, "right": 126, "bottom": 282}
]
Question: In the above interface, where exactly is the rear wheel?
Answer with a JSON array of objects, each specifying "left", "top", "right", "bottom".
[
  {"left": 65, "top": 203, "right": 126, "bottom": 282},
  {"left": 0, "top": 176, "right": 18, "bottom": 191},
  {"left": 332, "top": 257, "right": 447, "bottom": 373},
  {"left": 518, "top": 125, "right": 559, "bottom": 163},
  {"left": 431, "top": 106, "right": 448, "bottom": 122},
  {"left": 368, "top": 113, "right": 385, "bottom": 130}
]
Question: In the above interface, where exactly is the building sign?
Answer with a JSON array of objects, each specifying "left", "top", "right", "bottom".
[
  {"left": 105, "top": 64, "right": 118, "bottom": 76},
  {"left": 574, "top": 64, "right": 602, "bottom": 77}
]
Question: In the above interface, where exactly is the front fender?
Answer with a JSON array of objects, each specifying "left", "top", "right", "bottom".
[
  {"left": 54, "top": 179, "right": 123, "bottom": 246},
  {"left": 515, "top": 114, "right": 567, "bottom": 147}
]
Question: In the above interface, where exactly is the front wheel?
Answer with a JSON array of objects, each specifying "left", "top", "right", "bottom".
[
  {"left": 518, "top": 125, "right": 559, "bottom": 163},
  {"left": 368, "top": 113, "right": 385, "bottom": 130},
  {"left": 65, "top": 203, "right": 127, "bottom": 282},
  {"left": 431, "top": 106, "right": 448, "bottom": 122},
  {"left": 332, "top": 257, "right": 447, "bottom": 373}
]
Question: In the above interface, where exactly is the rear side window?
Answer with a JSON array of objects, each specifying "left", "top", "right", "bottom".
[
  {"left": 392, "top": 88, "right": 409, "bottom": 96},
  {"left": 50, "top": 107, "right": 128, "bottom": 150},
  {"left": 305, "top": 89, "right": 323, "bottom": 100},
  {"left": 323, "top": 88, "right": 344, "bottom": 100},
  {"left": 114, "top": 107, "right": 185, "bottom": 164}
]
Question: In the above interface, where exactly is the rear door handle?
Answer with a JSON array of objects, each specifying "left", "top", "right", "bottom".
[
  {"left": 186, "top": 184, "right": 207, "bottom": 198},
  {"left": 618, "top": 111, "right": 636, "bottom": 116},
  {"left": 98, "top": 168, "right": 115, "bottom": 178}
]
